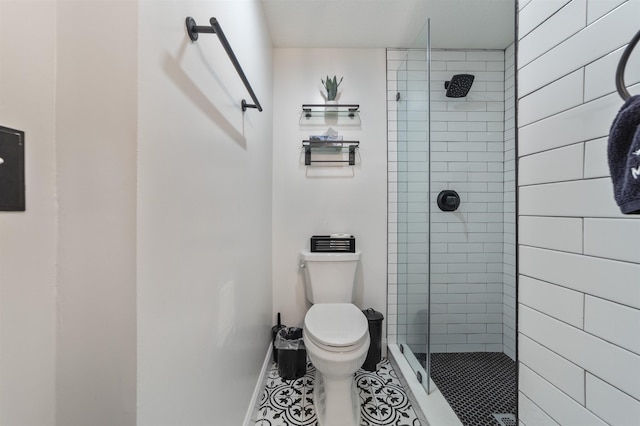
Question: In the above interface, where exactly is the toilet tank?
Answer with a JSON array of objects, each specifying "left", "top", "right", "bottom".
[{"left": 300, "top": 250, "right": 361, "bottom": 303}]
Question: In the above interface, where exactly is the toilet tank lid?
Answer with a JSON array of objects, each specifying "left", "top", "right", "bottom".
[
  {"left": 305, "top": 303, "right": 368, "bottom": 347},
  {"left": 301, "top": 250, "right": 361, "bottom": 261}
]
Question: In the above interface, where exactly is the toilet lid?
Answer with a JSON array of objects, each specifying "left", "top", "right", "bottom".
[{"left": 305, "top": 303, "right": 368, "bottom": 347}]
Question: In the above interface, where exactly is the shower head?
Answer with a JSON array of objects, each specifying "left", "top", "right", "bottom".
[{"left": 444, "top": 74, "right": 475, "bottom": 98}]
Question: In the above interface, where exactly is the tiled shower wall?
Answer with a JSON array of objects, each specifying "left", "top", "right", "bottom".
[
  {"left": 398, "top": 49, "right": 431, "bottom": 352},
  {"left": 503, "top": 43, "right": 516, "bottom": 361},
  {"left": 387, "top": 48, "right": 516, "bottom": 355},
  {"left": 386, "top": 49, "right": 429, "bottom": 349},
  {"left": 430, "top": 49, "right": 506, "bottom": 354},
  {"left": 517, "top": 0, "right": 640, "bottom": 424}
]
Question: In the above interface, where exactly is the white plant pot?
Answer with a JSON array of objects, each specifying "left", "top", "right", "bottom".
[{"left": 325, "top": 100, "right": 338, "bottom": 116}]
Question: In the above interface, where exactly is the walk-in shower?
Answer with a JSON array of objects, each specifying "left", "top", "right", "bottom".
[{"left": 387, "top": 12, "right": 517, "bottom": 425}]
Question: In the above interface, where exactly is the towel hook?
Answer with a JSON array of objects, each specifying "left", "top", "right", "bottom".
[{"left": 616, "top": 29, "right": 640, "bottom": 101}]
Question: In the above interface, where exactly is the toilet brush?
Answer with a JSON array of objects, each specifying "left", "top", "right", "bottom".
[{"left": 271, "top": 312, "right": 285, "bottom": 364}]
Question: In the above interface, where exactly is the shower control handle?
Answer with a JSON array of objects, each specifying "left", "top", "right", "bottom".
[{"left": 437, "top": 190, "right": 460, "bottom": 212}]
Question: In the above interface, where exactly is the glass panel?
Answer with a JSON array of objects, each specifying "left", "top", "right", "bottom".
[
  {"left": 395, "top": 19, "right": 431, "bottom": 394},
  {"left": 425, "top": 5, "right": 518, "bottom": 421},
  {"left": 391, "top": 2, "right": 518, "bottom": 420},
  {"left": 298, "top": 104, "right": 361, "bottom": 126}
]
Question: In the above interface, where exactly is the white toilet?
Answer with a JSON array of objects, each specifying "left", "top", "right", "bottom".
[{"left": 300, "top": 250, "right": 370, "bottom": 426}]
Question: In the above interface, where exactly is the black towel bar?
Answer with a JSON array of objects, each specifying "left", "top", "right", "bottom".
[
  {"left": 185, "top": 17, "right": 263, "bottom": 112},
  {"left": 615, "top": 29, "right": 640, "bottom": 101}
]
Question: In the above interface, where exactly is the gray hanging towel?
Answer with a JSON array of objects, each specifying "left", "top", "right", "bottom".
[{"left": 608, "top": 94, "right": 640, "bottom": 214}]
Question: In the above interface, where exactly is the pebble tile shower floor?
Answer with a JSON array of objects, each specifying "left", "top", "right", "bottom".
[
  {"left": 255, "top": 358, "right": 421, "bottom": 426},
  {"left": 418, "top": 352, "right": 517, "bottom": 426}
]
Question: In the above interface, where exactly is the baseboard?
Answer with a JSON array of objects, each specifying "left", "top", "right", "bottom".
[{"left": 242, "top": 343, "right": 272, "bottom": 426}]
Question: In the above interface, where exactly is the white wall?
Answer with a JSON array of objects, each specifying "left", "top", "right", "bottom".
[
  {"left": 2, "top": 1, "right": 273, "bottom": 425},
  {"left": 55, "top": 1, "right": 138, "bottom": 424},
  {"left": 272, "top": 49, "right": 388, "bottom": 331},
  {"left": 517, "top": 1, "right": 640, "bottom": 425},
  {"left": 137, "top": 1, "right": 273, "bottom": 425},
  {"left": 0, "top": 1, "right": 57, "bottom": 424}
]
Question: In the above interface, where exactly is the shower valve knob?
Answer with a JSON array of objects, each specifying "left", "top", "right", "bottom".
[{"left": 437, "top": 190, "right": 460, "bottom": 212}]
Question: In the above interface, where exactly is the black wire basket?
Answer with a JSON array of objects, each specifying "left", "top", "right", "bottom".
[{"left": 310, "top": 235, "right": 355, "bottom": 253}]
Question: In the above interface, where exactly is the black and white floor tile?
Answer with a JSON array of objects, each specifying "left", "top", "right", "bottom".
[{"left": 255, "top": 359, "right": 421, "bottom": 426}]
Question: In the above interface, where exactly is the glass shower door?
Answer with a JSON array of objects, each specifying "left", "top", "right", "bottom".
[{"left": 395, "top": 19, "right": 431, "bottom": 394}]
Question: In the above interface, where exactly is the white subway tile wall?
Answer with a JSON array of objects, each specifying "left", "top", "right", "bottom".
[
  {"left": 503, "top": 44, "right": 517, "bottom": 360},
  {"left": 387, "top": 48, "right": 404, "bottom": 346},
  {"left": 517, "top": 1, "right": 640, "bottom": 425},
  {"left": 387, "top": 48, "right": 516, "bottom": 357}
]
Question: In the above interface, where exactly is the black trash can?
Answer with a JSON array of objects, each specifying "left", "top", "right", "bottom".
[
  {"left": 275, "top": 327, "right": 307, "bottom": 380},
  {"left": 362, "top": 308, "right": 384, "bottom": 371}
]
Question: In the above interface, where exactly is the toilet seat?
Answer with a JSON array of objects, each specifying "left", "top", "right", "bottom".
[{"left": 304, "top": 303, "right": 368, "bottom": 352}]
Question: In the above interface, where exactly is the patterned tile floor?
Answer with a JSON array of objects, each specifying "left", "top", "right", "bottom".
[
  {"left": 255, "top": 358, "right": 421, "bottom": 426},
  {"left": 417, "top": 352, "right": 517, "bottom": 426}
]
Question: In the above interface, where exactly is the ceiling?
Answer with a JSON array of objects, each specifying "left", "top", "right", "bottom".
[{"left": 261, "top": 0, "right": 516, "bottom": 49}]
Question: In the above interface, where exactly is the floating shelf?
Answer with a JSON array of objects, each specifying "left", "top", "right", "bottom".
[
  {"left": 301, "top": 104, "right": 359, "bottom": 118},
  {"left": 302, "top": 140, "right": 359, "bottom": 166},
  {"left": 299, "top": 104, "right": 361, "bottom": 126}
]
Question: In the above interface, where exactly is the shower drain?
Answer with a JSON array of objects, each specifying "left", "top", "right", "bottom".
[{"left": 492, "top": 413, "right": 516, "bottom": 426}]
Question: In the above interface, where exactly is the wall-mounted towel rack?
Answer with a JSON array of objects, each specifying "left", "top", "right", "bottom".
[
  {"left": 615, "top": 29, "right": 640, "bottom": 101},
  {"left": 185, "top": 17, "right": 263, "bottom": 112}
]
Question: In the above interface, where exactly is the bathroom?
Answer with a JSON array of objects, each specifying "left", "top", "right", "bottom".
[{"left": 0, "top": 0, "right": 639, "bottom": 425}]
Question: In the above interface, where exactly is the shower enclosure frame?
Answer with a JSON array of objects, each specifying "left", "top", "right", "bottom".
[{"left": 388, "top": 5, "right": 519, "bottom": 421}]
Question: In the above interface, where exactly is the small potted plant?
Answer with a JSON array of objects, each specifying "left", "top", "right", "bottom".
[
  {"left": 322, "top": 75, "right": 343, "bottom": 102},
  {"left": 322, "top": 75, "right": 343, "bottom": 114}
]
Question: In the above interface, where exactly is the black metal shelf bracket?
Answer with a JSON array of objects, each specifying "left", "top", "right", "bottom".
[
  {"left": 302, "top": 140, "right": 359, "bottom": 166},
  {"left": 616, "top": 29, "right": 640, "bottom": 101},
  {"left": 186, "top": 17, "right": 263, "bottom": 112}
]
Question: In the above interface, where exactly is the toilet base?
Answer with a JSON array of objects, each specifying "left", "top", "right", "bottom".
[{"left": 313, "top": 370, "right": 360, "bottom": 426}]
